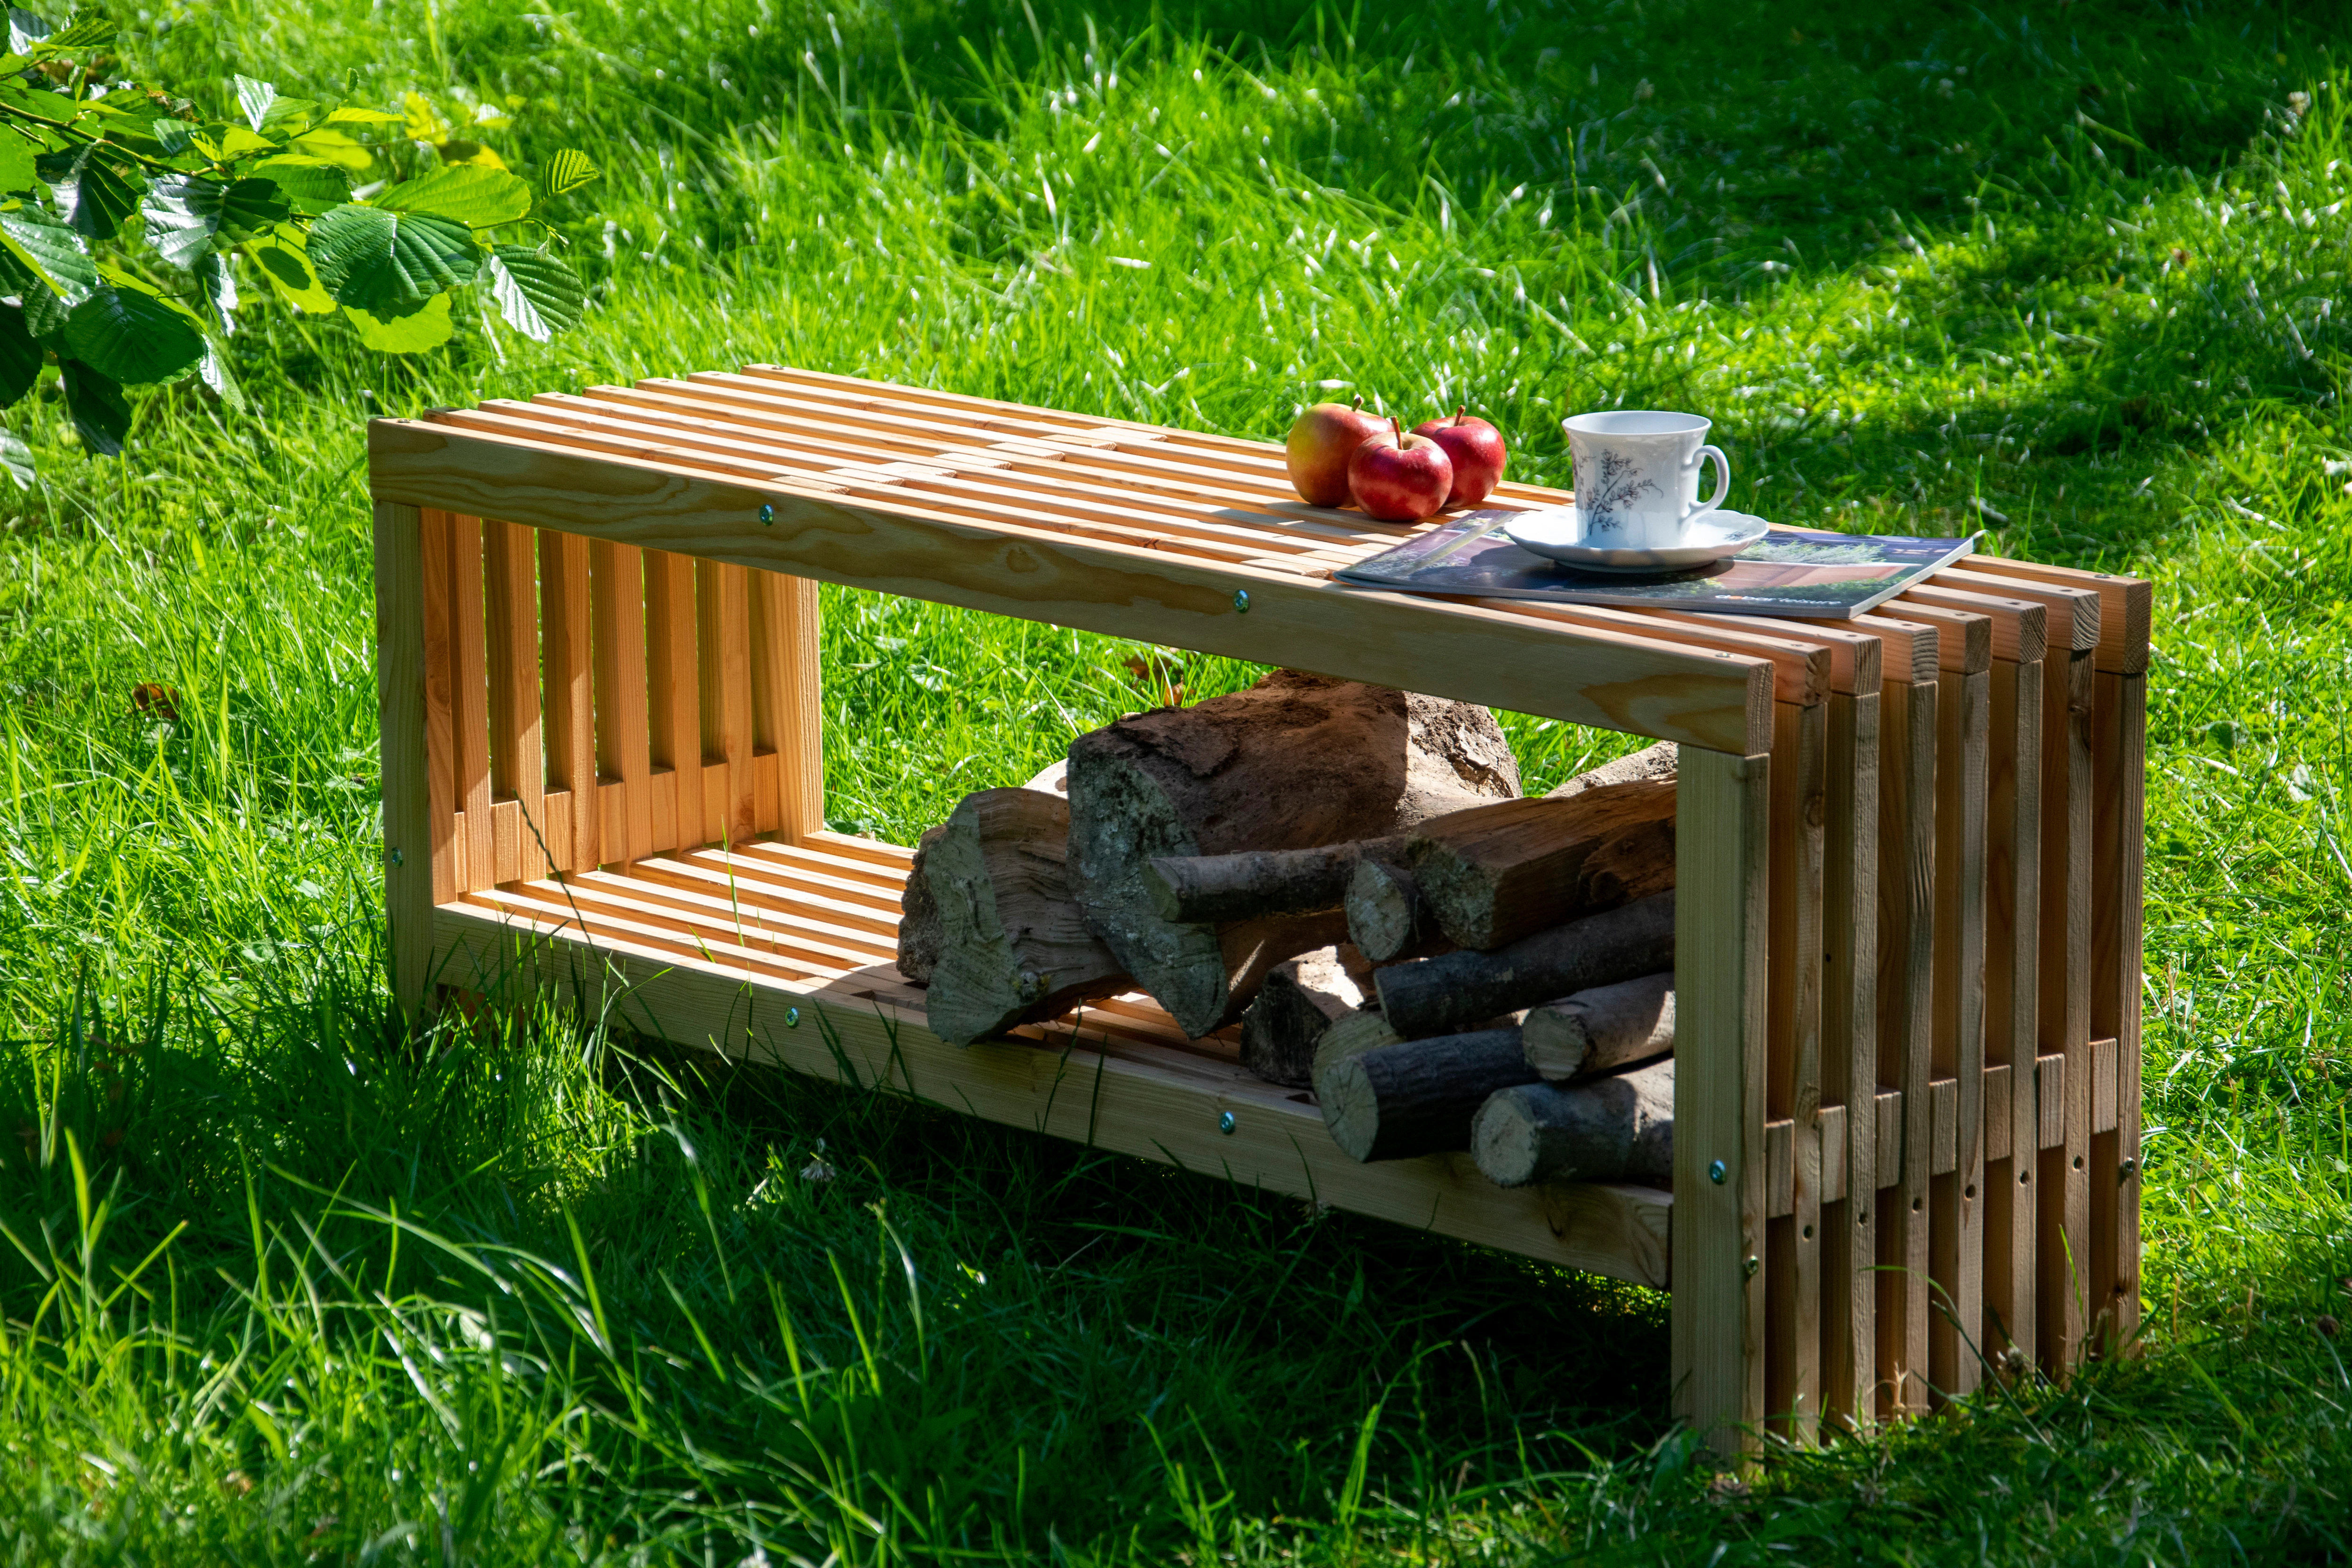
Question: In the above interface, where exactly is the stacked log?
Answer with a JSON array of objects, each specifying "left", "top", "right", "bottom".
[{"left": 1238, "top": 944, "right": 1374, "bottom": 1088}]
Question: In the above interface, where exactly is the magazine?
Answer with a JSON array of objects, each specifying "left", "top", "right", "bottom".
[{"left": 1333, "top": 512, "right": 1978, "bottom": 620}]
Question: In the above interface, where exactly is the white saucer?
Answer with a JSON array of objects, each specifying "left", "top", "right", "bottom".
[{"left": 1503, "top": 508, "right": 1769, "bottom": 573}]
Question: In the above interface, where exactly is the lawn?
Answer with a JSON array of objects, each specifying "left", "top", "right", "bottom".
[{"left": 3, "top": 0, "right": 2351, "bottom": 1559}]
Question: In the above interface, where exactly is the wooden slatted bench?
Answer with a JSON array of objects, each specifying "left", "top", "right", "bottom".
[{"left": 366, "top": 364, "right": 2150, "bottom": 1455}]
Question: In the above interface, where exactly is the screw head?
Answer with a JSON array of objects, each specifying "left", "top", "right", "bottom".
[
  {"left": 1708, "top": 1159, "right": 1726, "bottom": 1185},
  {"left": 1232, "top": 589, "right": 1250, "bottom": 613},
  {"left": 1744, "top": 1255, "right": 1761, "bottom": 1278},
  {"left": 785, "top": 1006, "right": 801, "bottom": 1028},
  {"left": 1218, "top": 1110, "right": 1236, "bottom": 1134},
  {"left": 388, "top": 847, "right": 405, "bottom": 866},
  {"left": 2120, "top": 1157, "right": 2137, "bottom": 1182},
  {"left": 758, "top": 503, "right": 776, "bottom": 525}
]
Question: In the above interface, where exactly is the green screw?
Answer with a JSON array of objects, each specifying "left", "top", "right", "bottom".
[
  {"left": 758, "top": 503, "right": 776, "bottom": 525},
  {"left": 785, "top": 1006, "right": 800, "bottom": 1028},
  {"left": 1232, "top": 589, "right": 1250, "bottom": 613}
]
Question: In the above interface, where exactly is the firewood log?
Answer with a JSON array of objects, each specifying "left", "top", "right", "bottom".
[
  {"left": 1068, "top": 670, "right": 1520, "bottom": 1037},
  {"left": 1238, "top": 944, "right": 1374, "bottom": 1087},
  {"left": 1344, "top": 857, "right": 1447, "bottom": 963},
  {"left": 1522, "top": 972, "right": 1675, "bottom": 1081},
  {"left": 1546, "top": 739, "right": 1677, "bottom": 798},
  {"left": 905, "top": 788, "right": 1131, "bottom": 1046},
  {"left": 1407, "top": 778, "right": 1676, "bottom": 951},
  {"left": 1471, "top": 1058, "right": 1675, "bottom": 1188},
  {"left": 1375, "top": 891, "right": 1676, "bottom": 1040},
  {"left": 1312, "top": 1007, "right": 1405, "bottom": 1074},
  {"left": 898, "top": 763, "right": 1070, "bottom": 985},
  {"left": 1315, "top": 1028, "right": 1537, "bottom": 1163},
  {"left": 1145, "top": 836, "right": 1407, "bottom": 925}
]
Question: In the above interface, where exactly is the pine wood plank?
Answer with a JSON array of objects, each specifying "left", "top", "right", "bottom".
[
  {"left": 443, "top": 511, "right": 496, "bottom": 893},
  {"left": 368, "top": 419, "right": 1775, "bottom": 753},
  {"left": 416, "top": 510, "right": 459, "bottom": 909},
  {"left": 433, "top": 899, "right": 1677, "bottom": 1288},
  {"left": 1973, "top": 557, "right": 2153, "bottom": 674},
  {"left": 1984, "top": 657, "right": 2043, "bottom": 1368},
  {"left": 484, "top": 520, "right": 546, "bottom": 883},
  {"left": 1877, "top": 604, "right": 1991, "bottom": 675},
  {"left": 590, "top": 540, "right": 655, "bottom": 865},
  {"left": 1875, "top": 675, "right": 1937, "bottom": 1417},
  {"left": 1942, "top": 568, "right": 2102, "bottom": 655},
  {"left": 1821, "top": 685, "right": 1881, "bottom": 1431},
  {"left": 1765, "top": 702, "right": 1827, "bottom": 1442},
  {"left": 1674, "top": 745, "right": 1771, "bottom": 1458},
  {"left": 540, "top": 529, "right": 599, "bottom": 873},
  {"left": 696, "top": 562, "right": 757, "bottom": 846},
  {"left": 644, "top": 549, "right": 702, "bottom": 852},
  {"left": 751, "top": 569, "right": 825, "bottom": 841},
  {"left": 2038, "top": 649, "right": 2096, "bottom": 1373},
  {"left": 1928, "top": 666, "right": 1989, "bottom": 1403},
  {"left": 1896, "top": 582, "right": 2049, "bottom": 666},
  {"left": 373, "top": 503, "right": 437, "bottom": 1013},
  {"left": 2090, "top": 671, "right": 2147, "bottom": 1354}
]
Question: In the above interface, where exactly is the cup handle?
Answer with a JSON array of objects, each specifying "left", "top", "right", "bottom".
[{"left": 1686, "top": 444, "right": 1731, "bottom": 522}]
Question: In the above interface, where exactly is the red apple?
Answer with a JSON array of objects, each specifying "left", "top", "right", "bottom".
[
  {"left": 1410, "top": 407, "right": 1508, "bottom": 507},
  {"left": 1347, "top": 418, "right": 1454, "bottom": 522},
  {"left": 1286, "top": 395, "right": 1387, "bottom": 507}
]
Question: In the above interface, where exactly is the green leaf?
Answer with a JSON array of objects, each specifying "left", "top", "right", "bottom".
[
  {"left": 376, "top": 165, "right": 530, "bottom": 228},
  {"left": 307, "top": 202, "right": 477, "bottom": 310},
  {"left": 198, "top": 341, "right": 243, "bottom": 410},
  {"left": 542, "top": 149, "right": 600, "bottom": 198},
  {"left": 139, "top": 174, "right": 222, "bottom": 268},
  {"left": 219, "top": 175, "right": 290, "bottom": 237},
  {"left": 0, "top": 301, "right": 39, "bottom": 405},
  {"left": 257, "top": 95, "right": 316, "bottom": 136},
  {"left": 63, "top": 283, "right": 204, "bottom": 385},
  {"left": 235, "top": 75, "right": 276, "bottom": 134},
  {"left": 0, "top": 427, "right": 33, "bottom": 490},
  {"left": 345, "top": 292, "right": 452, "bottom": 352},
  {"left": 486, "top": 245, "right": 582, "bottom": 341},
  {"left": 322, "top": 106, "right": 405, "bottom": 127},
  {"left": 195, "top": 250, "right": 235, "bottom": 332},
  {"left": 7, "top": 9, "right": 53, "bottom": 54},
  {"left": 192, "top": 123, "right": 275, "bottom": 161},
  {"left": 288, "top": 126, "right": 374, "bottom": 172},
  {"left": 247, "top": 155, "right": 347, "bottom": 214},
  {"left": 54, "top": 150, "right": 141, "bottom": 239},
  {"left": 59, "top": 358, "right": 126, "bottom": 455},
  {"left": 0, "top": 134, "right": 30, "bottom": 193},
  {"left": 151, "top": 117, "right": 194, "bottom": 155},
  {"left": 247, "top": 224, "right": 334, "bottom": 313},
  {"left": 45, "top": 15, "right": 110, "bottom": 47},
  {"left": 0, "top": 202, "right": 95, "bottom": 301}
]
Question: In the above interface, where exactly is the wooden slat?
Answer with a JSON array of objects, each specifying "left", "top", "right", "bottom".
[
  {"left": 483, "top": 520, "right": 545, "bottom": 883},
  {"left": 590, "top": 540, "right": 655, "bottom": 865},
  {"left": 1928, "top": 666, "right": 1988, "bottom": 1403},
  {"left": 1897, "top": 582, "right": 2049, "bottom": 666},
  {"left": 1875, "top": 676, "right": 1936, "bottom": 1417},
  {"left": 1983, "top": 657, "right": 2043, "bottom": 1368},
  {"left": 1765, "top": 701, "right": 1826, "bottom": 1442},
  {"left": 1941, "top": 567, "right": 2101, "bottom": 655},
  {"left": 540, "top": 530, "right": 599, "bottom": 872},
  {"left": 2038, "top": 649, "right": 2096, "bottom": 1373},
  {"left": 1674, "top": 745, "right": 1771, "bottom": 1458},
  {"left": 1821, "top": 684, "right": 1880, "bottom": 1432},
  {"left": 369, "top": 420, "right": 1775, "bottom": 753},
  {"left": 1974, "top": 556, "right": 2153, "bottom": 674},
  {"left": 373, "top": 503, "right": 438, "bottom": 1013},
  {"left": 2090, "top": 672, "right": 2147, "bottom": 1354},
  {"left": 750, "top": 570, "right": 825, "bottom": 841},
  {"left": 1878, "top": 604, "right": 1991, "bottom": 675},
  {"left": 444, "top": 512, "right": 495, "bottom": 894},
  {"left": 416, "top": 510, "right": 459, "bottom": 910},
  {"left": 644, "top": 549, "right": 703, "bottom": 852},
  {"left": 696, "top": 562, "right": 757, "bottom": 846}
]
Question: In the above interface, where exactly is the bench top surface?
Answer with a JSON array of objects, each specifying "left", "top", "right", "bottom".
[{"left": 368, "top": 364, "right": 2150, "bottom": 753}]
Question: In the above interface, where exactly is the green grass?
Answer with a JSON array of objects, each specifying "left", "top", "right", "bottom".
[{"left": 4, "top": 0, "right": 2352, "bottom": 1559}]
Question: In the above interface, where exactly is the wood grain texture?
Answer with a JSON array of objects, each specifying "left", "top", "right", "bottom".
[
  {"left": 443, "top": 512, "right": 495, "bottom": 893},
  {"left": 644, "top": 549, "right": 702, "bottom": 852},
  {"left": 540, "top": 529, "right": 599, "bottom": 872},
  {"left": 1875, "top": 677, "right": 1937, "bottom": 1417},
  {"left": 1878, "top": 605, "right": 1991, "bottom": 675},
  {"left": 590, "top": 540, "right": 655, "bottom": 864},
  {"left": 2090, "top": 671, "right": 2147, "bottom": 1354},
  {"left": 429, "top": 901, "right": 1675, "bottom": 1287},
  {"left": 1821, "top": 687, "right": 1880, "bottom": 1431},
  {"left": 751, "top": 569, "right": 825, "bottom": 840},
  {"left": 368, "top": 420, "right": 1774, "bottom": 752},
  {"left": 1928, "top": 668, "right": 1988, "bottom": 1403},
  {"left": 696, "top": 561, "right": 757, "bottom": 847},
  {"left": 1896, "top": 583, "right": 2048, "bottom": 666},
  {"left": 373, "top": 504, "right": 435, "bottom": 1014},
  {"left": 2038, "top": 649, "right": 2096, "bottom": 1373},
  {"left": 1984, "top": 657, "right": 2043, "bottom": 1367},
  {"left": 417, "top": 510, "right": 458, "bottom": 908},
  {"left": 1974, "top": 556, "right": 2153, "bottom": 674},
  {"left": 1943, "top": 568, "right": 2101, "bottom": 655},
  {"left": 485, "top": 519, "right": 547, "bottom": 883},
  {"left": 1765, "top": 702, "right": 1826, "bottom": 1443},
  {"left": 1673, "top": 745, "right": 1770, "bottom": 1459}
]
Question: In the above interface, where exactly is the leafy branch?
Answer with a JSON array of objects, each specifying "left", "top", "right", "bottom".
[{"left": 0, "top": 8, "right": 605, "bottom": 481}]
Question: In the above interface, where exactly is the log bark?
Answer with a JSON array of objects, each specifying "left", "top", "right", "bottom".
[
  {"left": 1521, "top": 972, "right": 1676, "bottom": 1081},
  {"left": 898, "top": 764, "right": 1071, "bottom": 985},
  {"left": 1375, "top": 891, "right": 1677, "bottom": 1040},
  {"left": 1146, "top": 836, "right": 1407, "bottom": 925},
  {"left": 1544, "top": 739, "right": 1677, "bottom": 799},
  {"left": 1471, "top": 1057, "right": 1675, "bottom": 1188},
  {"left": 1315, "top": 1028, "right": 1537, "bottom": 1162},
  {"left": 1344, "top": 857, "right": 1449, "bottom": 963},
  {"left": 1068, "top": 670, "right": 1520, "bottom": 1037},
  {"left": 904, "top": 788, "right": 1131, "bottom": 1046},
  {"left": 1408, "top": 777, "right": 1677, "bottom": 951},
  {"left": 1238, "top": 944, "right": 1375, "bottom": 1087}
]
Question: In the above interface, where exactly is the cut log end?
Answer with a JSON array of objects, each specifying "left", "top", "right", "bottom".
[
  {"left": 1314, "top": 1027, "right": 1535, "bottom": 1163},
  {"left": 1521, "top": 972, "right": 1676, "bottom": 1080},
  {"left": 1471, "top": 1058, "right": 1675, "bottom": 1188},
  {"left": 1238, "top": 944, "right": 1373, "bottom": 1087},
  {"left": 1345, "top": 858, "right": 1440, "bottom": 962},
  {"left": 1376, "top": 890, "right": 1677, "bottom": 1041}
]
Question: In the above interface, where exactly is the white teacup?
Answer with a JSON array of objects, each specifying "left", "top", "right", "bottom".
[{"left": 1562, "top": 411, "right": 1731, "bottom": 549}]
